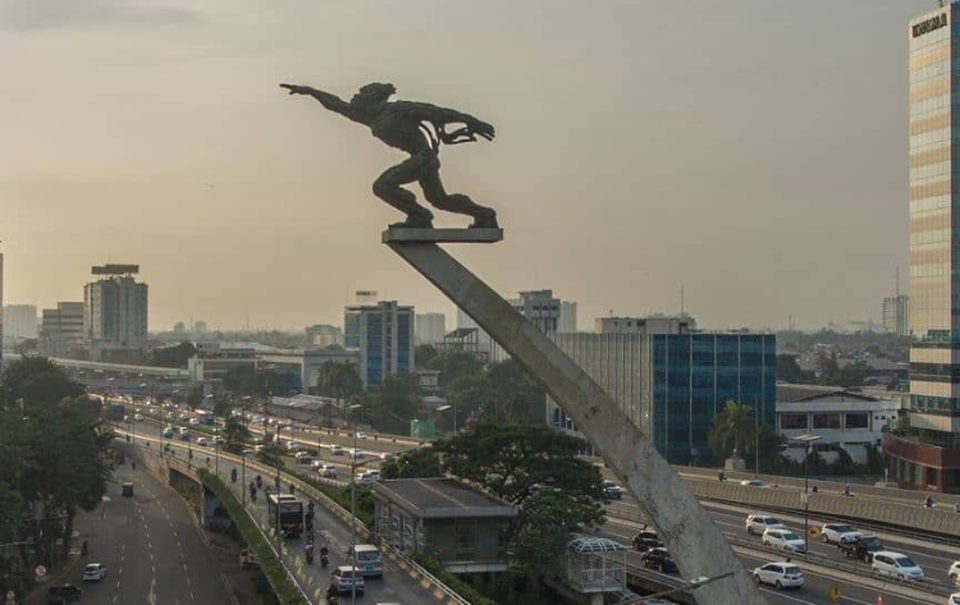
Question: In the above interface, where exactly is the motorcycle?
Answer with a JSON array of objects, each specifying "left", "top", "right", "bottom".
[
  {"left": 231, "top": 469, "right": 237, "bottom": 484},
  {"left": 320, "top": 548, "right": 329, "bottom": 569},
  {"left": 256, "top": 475, "right": 262, "bottom": 488}
]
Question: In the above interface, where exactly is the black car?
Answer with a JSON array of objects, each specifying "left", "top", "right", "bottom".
[
  {"left": 640, "top": 547, "right": 678, "bottom": 574},
  {"left": 632, "top": 530, "right": 663, "bottom": 551},
  {"left": 46, "top": 584, "right": 82, "bottom": 603},
  {"left": 838, "top": 535, "right": 884, "bottom": 563}
]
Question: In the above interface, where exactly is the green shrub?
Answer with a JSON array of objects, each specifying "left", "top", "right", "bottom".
[
  {"left": 409, "top": 553, "right": 500, "bottom": 605},
  {"left": 199, "top": 470, "right": 308, "bottom": 605}
]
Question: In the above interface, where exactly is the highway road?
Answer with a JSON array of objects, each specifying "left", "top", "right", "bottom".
[
  {"left": 601, "top": 499, "right": 958, "bottom": 605},
  {"left": 122, "top": 423, "right": 449, "bottom": 605},
  {"left": 68, "top": 457, "right": 233, "bottom": 605}
]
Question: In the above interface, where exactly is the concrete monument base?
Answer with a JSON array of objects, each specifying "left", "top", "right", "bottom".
[{"left": 382, "top": 227, "right": 503, "bottom": 244}]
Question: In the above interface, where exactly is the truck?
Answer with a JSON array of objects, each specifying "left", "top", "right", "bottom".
[
  {"left": 267, "top": 493, "right": 304, "bottom": 538},
  {"left": 838, "top": 534, "right": 885, "bottom": 563}
]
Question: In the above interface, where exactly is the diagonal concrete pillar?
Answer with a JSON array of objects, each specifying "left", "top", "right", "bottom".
[{"left": 384, "top": 231, "right": 767, "bottom": 605}]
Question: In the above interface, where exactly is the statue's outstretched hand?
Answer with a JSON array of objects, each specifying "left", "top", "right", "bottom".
[
  {"left": 280, "top": 83, "right": 312, "bottom": 95},
  {"left": 469, "top": 119, "right": 495, "bottom": 141}
]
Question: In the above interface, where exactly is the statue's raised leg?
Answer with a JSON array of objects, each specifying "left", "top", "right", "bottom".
[
  {"left": 372, "top": 157, "right": 435, "bottom": 227},
  {"left": 420, "top": 164, "right": 498, "bottom": 228}
]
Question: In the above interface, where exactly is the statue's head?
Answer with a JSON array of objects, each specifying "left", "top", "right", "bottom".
[{"left": 351, "top": 82, "right": 396, "bottom": 108}]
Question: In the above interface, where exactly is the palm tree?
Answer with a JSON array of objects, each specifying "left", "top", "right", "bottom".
[
  {"left": 318, "top": 362, "right": 362, "bottom": 421},
  {"left": 708, "top": 400, "right": 756, "bottom": 460}
]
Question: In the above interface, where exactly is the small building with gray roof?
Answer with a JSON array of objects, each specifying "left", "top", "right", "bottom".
[{"left": 372, "top": 478, "right": 519, "bottom": 574}]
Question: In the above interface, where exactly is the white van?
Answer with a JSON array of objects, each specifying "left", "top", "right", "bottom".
[
  {"left": 872, "top": 551, "right": 923, "bottom": 581},
  {"left": 351, "top": 544, "right": 383, "bottom": 578}
]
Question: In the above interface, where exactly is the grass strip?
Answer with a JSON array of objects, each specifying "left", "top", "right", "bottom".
[
  {"left": 409, "top": 552, "right": 499, "bottom": 605},
  {"left": 198, "top": 469, "right": 309, "bottom": 605}
]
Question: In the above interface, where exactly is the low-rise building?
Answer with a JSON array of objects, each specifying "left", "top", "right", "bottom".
[
  {"left": 373, "top": 478, "right": 518, "bottom": 574},
  {"left": 266, "top": 394, "right": 341, "bottom": 424},
  {"left": 776, "top": 384, "right": 902, "bottom": 464}
]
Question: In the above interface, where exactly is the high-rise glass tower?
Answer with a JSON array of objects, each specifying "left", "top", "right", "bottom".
[{"left": 886, "top": 6, "right": 960, "bottom": 494}]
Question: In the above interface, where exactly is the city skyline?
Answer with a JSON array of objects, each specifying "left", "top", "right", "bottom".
[{"left": 1, "top": 0, "right": 933, "bottom": 332}]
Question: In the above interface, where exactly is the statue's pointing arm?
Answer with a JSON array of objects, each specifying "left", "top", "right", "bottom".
[{"left": 279, "top": 84, "right": 366, "bottom": 124}]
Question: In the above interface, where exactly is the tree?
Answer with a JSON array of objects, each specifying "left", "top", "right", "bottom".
[
  {"left": 435, "top": 423, "right": 606, "bottom": 584},
  {"left": 212, "top": 396, "right": 233, "bottom": 419},
  {"left": 484, "top": 360, "right": 546, "bottom": 425},
  {"left": 707, "top": 400, "right": 756, "bottom": 461},
  {"left": 427, "top": 350, "right": 484, "bottom": 387},
  {"left": 443, "top": 374, "right": 492, "bottom": 430},
  {"left": 436, "top": 423, "right": 605, "bottom": 506},
  {"left": 380, "top": 448, "right": 444, "bottom": 479},
  {"left": 364, "top": 374, "right": 422, "bottom": 434},
  {"left": 256, "top": 443, "right": 285, "bottom": 469},
  {"left": 316, "top": 362, "right": 362, "bottom": 404},
  {"left": 742, "top": 423, "right": 786, "bottom": 473},
  {"left": 0, "top": 356, "right": 84, "bottom": 412},
  {"left": 147, "top": 342, "right": 197, "bottom": 368},
  {"left": 415, "top": 344, "right": 438, "bottom": 367},
  {"left": 221, "top": 417, "right": 252, "bottom": 454},
  {"left": 222, "top": 365, "right": 290, "bottom": 398},
  {"left": 776, "top": 354, "right": 805, "bottom": 383}
]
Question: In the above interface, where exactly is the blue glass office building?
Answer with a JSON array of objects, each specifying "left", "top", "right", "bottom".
[
  {"left": 344, "top": 301, "right": 415, "bottom": 387},
  {"left": 547, "top": 331, "right": 775, "bottom": 464}
]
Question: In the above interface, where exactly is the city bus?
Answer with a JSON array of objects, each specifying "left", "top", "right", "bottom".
[
  {"left": 267, "top": 493, "right": 304, "bottom": 538},
  {"left": 196, "top": 410, "right": 215, "bottom": 426}
]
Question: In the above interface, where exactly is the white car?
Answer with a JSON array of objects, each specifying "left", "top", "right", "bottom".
[
  {"left": 196, "top": 438, "right": 210, "bottom": 447},
  {"left": 357, "top": 473, "right": 377, "bottom": 486},
  {"left": 762, "top": 528, "right": 807, "bottom": 553},
  {"left": 82, "top": 563, "right": 107, "bottom": 582},
  {"left": 740, "top": 479, "right": 770, "bottom": 488},
  {"left": 351, "top": 448, "right": 364, "bottom": 459},
  {"left": 746, "top": 514, "right": 785, "bottom": 536},
  {"left": 821, "top": 523, "right": 861, "bottom": 545},
  {"left": 949, "top": 561, "right": 960, "bottom": 585},
  {"left": 380, "top": 452, "right": 395, "bottom": 462},
  {"left": 357, "top": 432, "right": 369, "bottom": 440},
  {"left": 285, "top": 440, "right": 302, "bottom": 451},
  {"left": 134, "top": 414, "right": 143, "bottom": 421},
  {"left": 872, "top": 551, "right": 924, "bottom": 581},
  {"left": 329, "top": 445, "right": 345, "bottom": 456},
  {"left": 317, "top": 464, "right": 338, "bottom": 479},
  {"left": 753, "top": 561, "right": 804, "bottom": 590},
  {"left": 949, "top": 593, "right": 960, "bottom": 605}
]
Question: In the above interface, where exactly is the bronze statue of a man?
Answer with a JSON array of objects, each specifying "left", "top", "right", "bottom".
[{"left": 281, "top": 82, "right": 499, "bottom": 229}]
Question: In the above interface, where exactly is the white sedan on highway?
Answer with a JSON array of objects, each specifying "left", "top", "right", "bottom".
[
  {"left": 820, "top": 523, "right": 860, "bottom": 545},
  {"left": 82, "top": 563, "right": 107, "bottom": 582},
  {"left": 753, "top": 561, "right": 804, "bottom": 590},
  {"left": 762, "top": 528, "right": 807, "bottom": 553}
]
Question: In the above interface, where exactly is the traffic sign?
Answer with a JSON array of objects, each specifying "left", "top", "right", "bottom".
[
  {"left": 810, "top": 525, "right": 821, "bottom": 538},
  {"left": 35, "top": 565, "right": 46, "bottom": 578},
  {"left": 830, "top": 584, "right": 842, "bottom": 603}
]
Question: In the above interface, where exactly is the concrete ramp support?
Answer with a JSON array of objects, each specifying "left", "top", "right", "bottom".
[{"left": 384, "top": 231, "right": 766, "bottom": 605}]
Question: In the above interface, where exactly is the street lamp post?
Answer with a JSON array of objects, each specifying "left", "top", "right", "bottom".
[
  {"left": 347, "top": 403, "right": 362, "bottom": 605},
  {"left": 241, "top": 395, "right": 253, "bottom": 509},
  {"left": 791, "top": 434, "right": 822, "bottom": 551}
]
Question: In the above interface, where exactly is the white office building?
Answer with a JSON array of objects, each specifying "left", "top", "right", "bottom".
[{"left": 415, "top": 312, "right": 447, "bottom": 346}]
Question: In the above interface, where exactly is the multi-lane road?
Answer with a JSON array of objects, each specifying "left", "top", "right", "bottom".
[
  {"left": 65, "top": 457, "right": 234, "bottom": 605},
  {"left": 122, "top": 419, "right": 447, "bottom": 605},
  {"left": 120, "top": 399, "right": 960, "bottom": 604}
]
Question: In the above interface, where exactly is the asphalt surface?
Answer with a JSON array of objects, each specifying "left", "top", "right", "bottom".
[
  {"left": 126, "top": 422, "right": 446, "bottom": 605},
  {"left": 601, "top": 498, "right": 957, "bottom": 605},
  {"left": 69, "top": 458, "right": 233, "bottom": 605},
  {"left": 122, "top": 403, "right": 960, "bottom": 604}
]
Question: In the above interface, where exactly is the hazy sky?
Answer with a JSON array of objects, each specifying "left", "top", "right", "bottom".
[{"left": 0, "top": 0, "right": 932, "bottom": 332}]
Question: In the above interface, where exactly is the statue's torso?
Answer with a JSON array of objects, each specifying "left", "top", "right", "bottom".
[{"left": 370, "top": 106, "right": 430, "bottom": 154}]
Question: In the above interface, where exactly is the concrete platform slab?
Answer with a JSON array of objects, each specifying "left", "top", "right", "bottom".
[{"left": 381, "top": 227, "right": 504, "bottom": 243}]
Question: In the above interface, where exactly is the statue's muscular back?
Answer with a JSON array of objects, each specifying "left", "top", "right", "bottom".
[{"left": 369, "top": 102, "right": 433, "bottom": 155}]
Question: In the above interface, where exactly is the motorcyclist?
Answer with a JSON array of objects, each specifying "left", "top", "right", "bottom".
[
  {"left": 326, "top": 584, "right": 339, "bottom": 603},
  {"left": 256, "top": 474, "right": 262, "bottom": 488},
  {"left": 304, "top": 540, "right": 315, "bottom": 564},
  {"left": 82, "top": 539, "right": 89, "bottom": 555},
  {"left": 290, "top": 482, "right": 296, "bottom": 495},
  {"left": 924, "top": 495, "right": 935, "bottom": 508}
]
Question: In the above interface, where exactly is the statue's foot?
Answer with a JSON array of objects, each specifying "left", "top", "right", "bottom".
[
  {"left": 470, "top": 212, "right": 499, "bottom": 229},
  {"left": 390, "top": 217, "right": 433, "bottom": 229}
]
